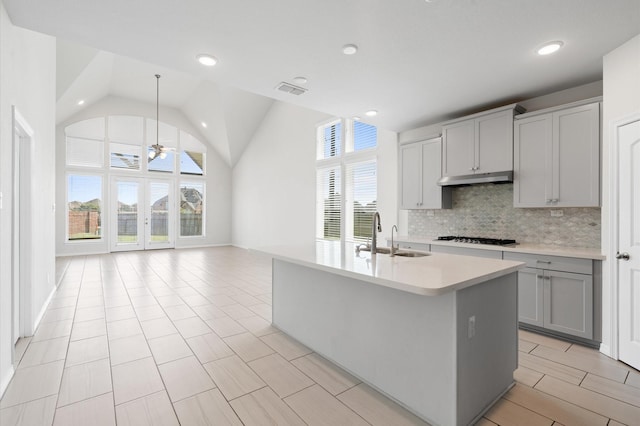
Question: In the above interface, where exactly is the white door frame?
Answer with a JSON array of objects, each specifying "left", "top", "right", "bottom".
[
  {"left": 11, "top": 106, "right": 35, "bottom": 356},
  {"left": 607, "top": 111, "right": 640, "bottom": 361}
]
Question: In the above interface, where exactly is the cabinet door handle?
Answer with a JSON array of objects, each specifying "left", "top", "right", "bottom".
[
  {"left": 536, "top": 275, "right": 544, "bottom": 279},
  {"left": 616, "top": 252, "right": 630, "bottom": 261}
]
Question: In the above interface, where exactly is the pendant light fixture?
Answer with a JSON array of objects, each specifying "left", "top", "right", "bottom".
[{"left": 149, "top": 74, "right": 169, "bottom": 160}]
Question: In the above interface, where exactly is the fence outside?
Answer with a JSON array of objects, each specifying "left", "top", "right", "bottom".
[
  {"left": 68, "top": 211, "right": 101, "bottom": 239},
  {"left": 116, "top": 212, "right": 202, "bottom": 237}
]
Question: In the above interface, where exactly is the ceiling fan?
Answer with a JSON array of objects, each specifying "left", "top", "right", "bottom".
[{"left": 148, "top": 74, "right": 174, "bottom": 160}]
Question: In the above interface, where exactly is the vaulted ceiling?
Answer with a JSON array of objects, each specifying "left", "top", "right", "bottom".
[
  {"left": 55, "top": 39, "right": 275, "bottom": 166},
  {"left": 6, "top": 0, "right": 640, "bottom": 165}
]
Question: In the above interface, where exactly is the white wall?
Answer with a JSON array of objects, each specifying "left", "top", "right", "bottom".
[
  {"left": 55, "top": 96, "right": 232, "bottom": 256},
  {"left": 232, "top": 100, "right": 398, "bottom": 249},
  {"left": 0, "top": 3, "right": 57, "bottom": 396},
  {"left": 601, "top": 34, "right": 640, "bottom": 357},
  {"left": 232, "top": 102, "right": 329, "bottom": 248}
]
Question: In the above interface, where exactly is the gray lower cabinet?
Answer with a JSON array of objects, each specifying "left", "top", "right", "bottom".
[
  {"left": 504, "top": 252, "right": 594, "bottom": 340},
  {"left": 544, "top": 270, "right": 593, "bottom": 339},
  {"left": 517, "top": 267, "right": 544, "bottom": 327}
]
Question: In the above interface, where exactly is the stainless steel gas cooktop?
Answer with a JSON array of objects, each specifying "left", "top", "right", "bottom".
[{"left": 436, "top": 236, "right": 517, "bottom": 246}]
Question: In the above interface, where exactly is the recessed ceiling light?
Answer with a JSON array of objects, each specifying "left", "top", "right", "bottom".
[
  {"left": 196, "top": 54, "right": 218, "bottom": 66},
  {"left": 293, "top": 76, "right": 308, "bottom": 84},
  {"left": 77, "top": 100, "right": 85, "bottom": 106},
  {"left": 365, "top": 110, "right": 378, "bottom": 117},
  {"left": 537, "top": 41, "right": 564, "bottom": 56},
  {"left": 201, "top": 122, "right": 207, "bottom": 128},
  {"left": 342, "top": 44, "right": 358, "bottom": 55}
]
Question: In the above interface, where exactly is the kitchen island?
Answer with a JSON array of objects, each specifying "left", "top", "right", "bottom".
[{"left": 258, "top": 242, "right": 524, "bottom": 426}]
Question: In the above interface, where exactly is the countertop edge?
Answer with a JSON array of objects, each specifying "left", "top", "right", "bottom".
[
  {"left": 253, "top": 247, "right": 524, "bottom": 297},
  {"left": 388, "top": 236, "right": 606, "bottom": 260}
]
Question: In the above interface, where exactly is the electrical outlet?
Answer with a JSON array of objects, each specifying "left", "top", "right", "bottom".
[
  {"left": 550, "top": 210, "right": 564, "bottom": 217},
  {"left": 426, "top": 210, "right": 435, "bottom": 217},
  {"left": 0, "top": 192, "right": 3, "bottom": 209},
  {"left": 468, "top": 315, "right": 476, "bottom": 339}
]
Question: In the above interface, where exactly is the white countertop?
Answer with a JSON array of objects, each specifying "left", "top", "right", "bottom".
[
  {"left": 254, "top": 241, "right": 524, "bottom": 297},
  {"left": 389, "top": 236, "right": 605, "bottom": 260}
]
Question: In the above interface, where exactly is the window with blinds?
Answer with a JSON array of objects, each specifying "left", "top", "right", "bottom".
[
  {"left": 345, "top": 160, "right": 376, "bottom": 242},
  {"left": 316, "top": 119, "right": 377, "bottom": 243},
  {"left": 110, "top": 142, "right": 141, "bottom": 170},
  {"left": 317, "top": 120, "right": 342, "bottom": 160},
  {"left": 316, "top": 166, "right": 342, "bottom": 240},
  {"left": 350, "top": 121, "right": 377, "bottom": 152},
  {"left": 66, "top": 137, "right": 104, "bottom": 168}
]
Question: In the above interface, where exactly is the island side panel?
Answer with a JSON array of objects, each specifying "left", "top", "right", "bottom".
[
  {"left": 455, "top": 272, "right": 518, "bottom": 425},
  {"left": 272, "top": 259, "right": 457, "bottom": 426}
]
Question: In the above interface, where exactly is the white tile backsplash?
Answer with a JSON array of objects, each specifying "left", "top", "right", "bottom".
[{"left": 407, "top": 184, "right": 600, "bottom": 248}]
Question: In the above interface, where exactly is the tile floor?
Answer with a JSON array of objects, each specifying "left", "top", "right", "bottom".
[{"left": 0, "top": 246, "right": 639, "bottom": 425}]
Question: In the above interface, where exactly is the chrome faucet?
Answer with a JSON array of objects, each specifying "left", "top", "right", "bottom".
[
  {"left": 390, "top": 225, "right": 399, "bottom": 257},
  {"left": 371, "top": 212, "right": 382, "bottom": 254}
]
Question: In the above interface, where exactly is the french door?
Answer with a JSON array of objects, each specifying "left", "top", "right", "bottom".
[{"left": 110, "top": 177, "right": 175, "bottom": 251}]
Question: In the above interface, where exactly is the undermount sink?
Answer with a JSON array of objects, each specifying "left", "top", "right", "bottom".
[
  {"left": 393, "top": 251, "right": 430, "bottom": 258},
  {"left": 358, "top": 246, "right": 392, "bottom": 254},
  {"left": 357, "top": 246, "right": 429, "bottom": 257}
]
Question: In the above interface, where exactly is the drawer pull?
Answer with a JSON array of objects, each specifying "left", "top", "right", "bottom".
[{"left": 536, "top": 260, "right": 551, "bottom": 264}]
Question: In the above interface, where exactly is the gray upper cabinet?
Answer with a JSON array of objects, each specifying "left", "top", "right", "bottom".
[
  {"left": 442, "top": 104, "right": 524, "bottom": 177},
  {"left": 399, "top": 137, "right": 452, "bottom": 210},
  {"left": 514, "top": 99, "right": 601, "bottom": 207}
]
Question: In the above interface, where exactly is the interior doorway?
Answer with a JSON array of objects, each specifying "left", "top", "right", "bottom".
[
  {"left": 616, "top": 113, "right": 640, "bottom": 370},
  {"left": 110, "top": 176, "right": 175, "bottom": 252},
  {"left": 11, "top": 107, "right": 34, "bottom": 363}
]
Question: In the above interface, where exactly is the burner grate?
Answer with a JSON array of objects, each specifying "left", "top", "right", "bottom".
[{"left": 436, "top": 236, "right": 517, "bottom": 246}]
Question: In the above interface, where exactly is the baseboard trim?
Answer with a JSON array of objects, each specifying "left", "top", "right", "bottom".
[
  {"left": 32, "top": 285, "right": 57, "bottom": 333},
  {"left": 0, "top": 365, "right": 16, "bottom": 399}
]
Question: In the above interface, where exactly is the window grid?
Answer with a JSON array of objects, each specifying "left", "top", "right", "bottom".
[{"left": 316, "top": 119, "right": 377, "bottom": 244}]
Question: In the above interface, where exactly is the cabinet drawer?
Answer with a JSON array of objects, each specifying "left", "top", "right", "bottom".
[
  {"left": 431, "top": 245, "right": 502, "bottom": 259},
  {"left": 503, "top": 252, "right": 591, "bottom": 275}
]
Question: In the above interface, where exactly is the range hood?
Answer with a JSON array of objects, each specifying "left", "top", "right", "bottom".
[{"left": 437, "top": 171, "right": 513, "bottom": 186}]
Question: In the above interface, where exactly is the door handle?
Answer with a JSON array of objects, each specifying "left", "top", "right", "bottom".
[{"left": 616, "top": 252, "right": 631, "bottom": 261}]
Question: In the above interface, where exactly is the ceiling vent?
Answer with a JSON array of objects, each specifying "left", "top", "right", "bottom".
[{"left": 276, "top": 82, "right": 307, "bottom": 96}]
